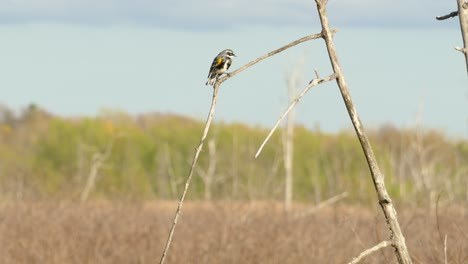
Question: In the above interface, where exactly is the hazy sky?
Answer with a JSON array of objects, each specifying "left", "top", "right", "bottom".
[{"left": 0, "top": 1, "right": 466, "bottom": 138}]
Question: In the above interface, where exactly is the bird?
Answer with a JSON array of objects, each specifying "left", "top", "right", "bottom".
[{"left": 206, "top": 49, "right": 236, "bottom": 86}]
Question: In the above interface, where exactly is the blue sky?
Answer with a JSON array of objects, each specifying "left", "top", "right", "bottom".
[
  {"left": 0, "top": 0, "right": 456, "bottom": 28},
  {"left": 0, "top": 1, "right": 466, "bottom": 138}
]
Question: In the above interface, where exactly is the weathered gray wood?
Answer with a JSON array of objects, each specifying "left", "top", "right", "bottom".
[
  {"left": 255, "top": 73, "right": 338, "bottom": 158},
  {"left": 160, "top": 31, "right": 331, "bottom": 264},
  {"left": 457, "top": 0, "right": 468, "bottom": 74},
  {"left": 315, "top": 0, "right": 413, "bottom": 263},
  {"left": 436, "top": 1, "right": 468, "bottom": 75}
]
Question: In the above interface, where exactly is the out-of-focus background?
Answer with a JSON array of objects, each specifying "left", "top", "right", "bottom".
[{"left": 0, "top": 1, "right": 467, "bottom": 263}]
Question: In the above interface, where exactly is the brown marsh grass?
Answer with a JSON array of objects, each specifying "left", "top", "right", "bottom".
[{"left": 0, "top": 201, "right": 466, "bottom": 263}]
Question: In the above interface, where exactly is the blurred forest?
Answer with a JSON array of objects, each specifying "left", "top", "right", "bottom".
[{"left": 0, "top": 104, "right": 467, "bottom": 206}]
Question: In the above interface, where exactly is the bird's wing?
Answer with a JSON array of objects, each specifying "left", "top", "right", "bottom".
[
  {"left": 213, "top": 57, "right": 224, "bottom": 68},
  {"left": 207, "top": 57, "right": 224, "bottom": 78}
]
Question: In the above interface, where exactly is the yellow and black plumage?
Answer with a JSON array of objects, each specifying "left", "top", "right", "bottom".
[{"left": 206, "top": 49, "right": 236, "bottom": 86}]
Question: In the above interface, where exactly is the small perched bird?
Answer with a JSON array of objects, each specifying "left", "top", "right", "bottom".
[{"left": 206, "top": 49, "right": 236, "bottom": 86}]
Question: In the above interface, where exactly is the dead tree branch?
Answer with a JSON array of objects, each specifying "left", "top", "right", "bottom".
[
  {"left": 348, "top": 240, "right": 392, "bottom": 264},
  {"left": 437, "top": 0, "right": 468, "bottom": 74},
  {"left": 160, "top": 30, "right": 335, "bottom": 264},
  {"left": 196, "top": 138, "right": 217, "bottom": 201},
  {"left": 255, "top": 72, "right": 338, "bottom": 158},
  {"left": 315, "top": 0, "right": 413, "bottom": 263},
  {"left": 80, "top": 138, "right": 114, "bottom": 203},
  {"left": 456, "top": 0, "right": 468, "bottom": 73},
  {"left": 294, "top": 192, "right": 348, "bottom": 219},
  {"left": 444, "top": 234, "right": 448, "bottom": 264},
  {"left": 159, "top": 85, "right": 220, "bottom": 264},
  {"left": 436, "top": 11, "right": 459, "bottom": 20},
  {"left": 215, "top": 31, "right": 337, "bottom": 86},
  {"left": 282, "top": 61, "right": 303, "bottom": 211}
]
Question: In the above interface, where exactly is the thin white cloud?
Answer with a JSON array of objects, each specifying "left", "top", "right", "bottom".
[
  {"left": 329, "top": 0, "right": 456, "bottom": 26},
  {"left": 0, "top": 0, "right": 458, "bottom": 28}
]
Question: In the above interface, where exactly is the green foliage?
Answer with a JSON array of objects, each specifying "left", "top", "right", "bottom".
[{"left": 0, "top": 105, "right": 466, "bottom": 205}]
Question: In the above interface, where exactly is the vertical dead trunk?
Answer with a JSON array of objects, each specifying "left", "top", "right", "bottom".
[
  {"left": 283, "top": 71, "right": 297, "bottom": 211},
  {"left": 457, "top": 0, "right": 468, "bottom": 74},
  {"left": 315, "top": 1, "right": 413, "bottom": 263}
]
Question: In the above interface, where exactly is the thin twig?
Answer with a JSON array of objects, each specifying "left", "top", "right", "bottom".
[
  {"left": 159, "top": 85, "right": 220, "bottom": 264},
  {"left": 438, "top": 1, "right": 468, "bottom": 74},
  {"left": 455, "top": 46, "right": 467, "bottom": 54},
  {"left": 80, "top": 138, "right": 115, "bottom": 203},
  {"left": 215, "top": 30, "right": 337, "bottom": 86},
  {"left": 348, "top": 240, "right": 392, "bottom": 264},
  {"left": 444, "top": 234, "right": 448, "bottom": 264},
  {"left": 255, "top": 73, "right": 338, "bottom": 158},
  {"left": 294, "top": 192, "right": 348, "bottom": 219},
  {"left": 436, "top": 11, "right": 459, "bottom": 20},
  {"left": 435, "top": 192, "right": 444, "bottom": 246}
]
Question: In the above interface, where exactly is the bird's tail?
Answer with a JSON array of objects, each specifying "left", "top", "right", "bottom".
[{"left": 206, "top": 77, "right": 215, "bottom": 86}]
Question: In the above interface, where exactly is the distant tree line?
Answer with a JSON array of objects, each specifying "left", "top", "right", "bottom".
[{"left": 0, "top": 104, "right": 466, "bottom": 206}]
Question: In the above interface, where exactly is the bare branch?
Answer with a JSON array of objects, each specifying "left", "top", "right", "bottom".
[
  {"left": 444, "top": 234, "right": 448, "bottom": 264},
  {"left": 215, "top": 30, "right": 338, "bottom": 86},
  {"left": 436, "top": 11, "right": 459, "bottom": 20},
  {"left": 80, "top": 138, "right": 114, "bottom": 203},
  {"left": 294, "top": 192, "right": 348, "bottom": 219},
  {"left": 255, "top": 73, "right": 338, "bottom": 158},
  {"left": 348, "top": 240, "right": 392, "bottom": 264},
  {"left": 455, "top": 46, "right": 467, "bottom": 54},
  {"left": 438, "top": 1, "right": 468, "bottom": 74},
  {"left": 456, "top": 0, "right": 468, "bottom": 74},
  {"left": 314, "top": 69, "right": 320, "bottom": 79},
  {"left": 160, "top": 29, "right": 339, "bottom": 264},
  {"left": 199, "top": 138, "right": 217, "bottom": 201},
  {"left": 159, "top": 86, "right": 220, "bottom": 264},
  {"left": 315, "top": 0, "right": 413, "bottom": 263}
]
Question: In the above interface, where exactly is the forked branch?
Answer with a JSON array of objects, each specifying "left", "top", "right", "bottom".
[
  {"left": 255, "top": 72, "right": 338, "bottom": 158},
  {"left": 160, "top": 29, "right": 334, "bottom": 264},
  {"left": 348, "top": 240, "right": 392, "bottom": 264},
  {"left": 216, "top": 30, "right": 337, "bottom": 86},
  {"left": 80, "top": 138, "right": 115, "bottom": 203},
  {"left": 436, "top": 0, "right": 468, "bottom": 74},
  {"left": 315, "top": 0, "right": 412, "bottom": 263}
]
